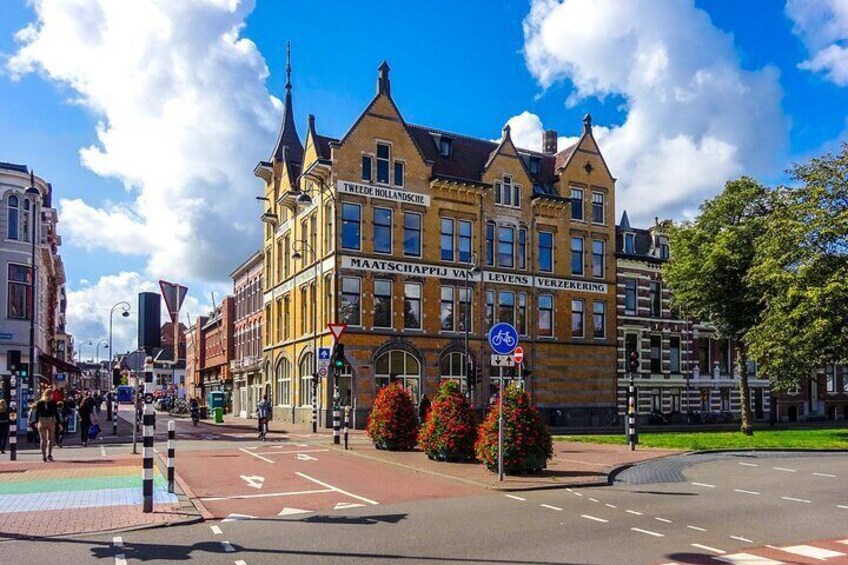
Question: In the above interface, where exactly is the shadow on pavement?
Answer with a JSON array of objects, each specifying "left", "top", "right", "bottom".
[
  {"left": 302, "top": 513, "right": 408, "bottom": 525},
  {"left": 632, "top": 490, "right": 698, "bottom": 496},
  {"left": 665, "top": 552, "right": 716, "bottom": 564}
]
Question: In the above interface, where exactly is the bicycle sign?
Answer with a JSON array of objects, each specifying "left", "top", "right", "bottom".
[{"left": 488, "top": 322, "right": 519, "bottom": 355}]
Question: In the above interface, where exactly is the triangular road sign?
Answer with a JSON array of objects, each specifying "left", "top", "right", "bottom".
[
  {"left": 278, "top": 507, "right": 312, "bottom": 517},
  {"left": 159, "top": 280, "right": 189, "bottom": 322},
  {"left": 334, "top": 502, "right": 366, "bottom": 510},
  {"left": 328, "top": 323, "right": 347, "bottom": 341}
]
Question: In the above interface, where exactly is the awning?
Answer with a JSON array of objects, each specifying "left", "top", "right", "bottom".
[{"left": 40, "top": 353, "right": 82, "bottom": 375}]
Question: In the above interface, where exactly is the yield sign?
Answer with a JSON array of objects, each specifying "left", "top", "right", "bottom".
[
  {"left": 327, "top": 323, "right": 347, "bottom": 342},
  {"left": 159, "top": 280, "right": 188, "bottom": 322},
  {"left": 239, "top": 475, "right": 265, "bottom": 489}
]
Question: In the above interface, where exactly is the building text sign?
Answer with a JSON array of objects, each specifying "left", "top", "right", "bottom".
[{"left": 337, "top": 180, "right": 430, "bottom": 207}]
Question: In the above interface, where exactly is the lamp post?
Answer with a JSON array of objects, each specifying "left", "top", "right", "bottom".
[
  {"left": 463, "top": 253, "right": 481, "bottom": 405},
  {"left": 109, "top": 301, "right": 131, "bottom": 373},
  {"left": 25, "top": 174, "right": 41, "bottom": 409},
  {"left": 78, "top": 340, "right": 92, "bottom": 364},
  {"left": 292, "top": 239, "right": 319, "bottom": 432},
  {"left": 95, "top": 339, "right": 109, "bottom": 364}
]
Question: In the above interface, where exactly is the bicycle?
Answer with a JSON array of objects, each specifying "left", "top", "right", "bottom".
[{"left": 490, "top": 330, "right": 515, "bottom": 347}]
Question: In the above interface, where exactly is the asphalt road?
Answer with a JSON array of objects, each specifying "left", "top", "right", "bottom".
[{"left": 7, "top": 450, "right": 848, "bottom": 564}]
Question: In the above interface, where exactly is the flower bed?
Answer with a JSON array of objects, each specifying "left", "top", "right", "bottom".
[
  {"left": 418, "top": 381, "right": 477, "bottom": 462},
  {"left": 366, "top": 382, "right": 419, "bottom": 451}
]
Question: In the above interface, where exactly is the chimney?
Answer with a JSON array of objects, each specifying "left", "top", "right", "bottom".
[
  {"left": 377, "top": 61, "right": 391, "bottom": 96},
  {"left": 543, "top": 129, "right": 558, "bottom": 154}
]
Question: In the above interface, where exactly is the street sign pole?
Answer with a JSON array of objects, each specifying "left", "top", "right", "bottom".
[
  {"left": 498, "top": 369, "right": 504, "bottom": 482},
  {"left": 487, "top": 322, "right": 518, "bottom": 484}
]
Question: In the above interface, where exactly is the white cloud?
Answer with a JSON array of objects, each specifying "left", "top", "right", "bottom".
[
  {"left": 520, "top": 0, "right": 788, "bottom": 224},
  {"left": 787, "top": 0, "right": 848, "bottom": 86},
  {"left": 8, "top": 0, "right": 279, "bottom": 281}
]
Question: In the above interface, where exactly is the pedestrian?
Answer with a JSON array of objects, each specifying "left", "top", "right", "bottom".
[
  {"left": 27, "top": 400, "right": 39, "bottom": 444},
  {"left": 78, "top": 393, "right": 95, "bottom": 447},
  {"left": 256, "top": 395, "right": 271, "bottom": 440},
  {"left": 418, "top": 393, "right": 431, "bottom": 422},
  {"left": 35, "top": 390, "right": 59, "bottom": 462},
  {"left": 55, "top": 401, "right": 66, "bottom": 448},
  {"left": 0, "top": 399, "right": 9, "bottom": 454}
]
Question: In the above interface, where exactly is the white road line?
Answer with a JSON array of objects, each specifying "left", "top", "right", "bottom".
[
  {"left": 626, "top": 509, "right": 643, "bottom": 515},
  {"left": 691, "top": 482, "right": 716, "bottom": 488},
  {"left": 540, "top": 504, "right": 563, "bottom": 511},
  {"left": 631, "top": 527, "right": 664, "bottom": 537},
  {"left": 505, "top": 494, "right": 526, "bottom": 501},
  {"left": 729, "top": 536, "right": 754, "bottom": 543},
  {"left": 112, "top": 536, "right": 123, "bottom": 548},
  {"left": 221, "top": 541, "right": 236, "bottom": 553},
  {"left": 780, "top": 496, "right": 811, "bottom": 504},
  {"left": 115, "top": 554, "right": 127, "bottom": 565},
  {"left": 239, "top": 447, "right": 273, "bottom": 463},
  {"left": 779, "top": 545, "right": 846, "bottom": 560},
  {"left": 605, "top": 503, "right": 618, "bottom": 509},
  {"left": 581, "top": 514, "right": 608, "bottom": 523},
  {"left": 295, "top": 471, "right": 379, "bottom": 505},
  {"left": 838, "top": 505, "right": 848, "bottom": 510},
  {"left": 655, "top": 517, "right": 673, "bottom": 523},
  {"left": 687, "top": 525, "right": 707, "bottom": 532},
  {"left": 210, "top": 525, "right": 223, "bottom": 535},
  {"left": 813, "top": 472, "right": 837, "bottom": 478},
  {"left": 734, "top": 489, "right": 760, "bottom": 495},
  {"left": 691, "top": 543, "right": 725, "bottom": 555},
  {"left": 254, "top": 449, "right": 329, "bottom": 455},
  {"left": 588, "top": 497, "right": 599, "bottom": 503},
  {"left": 234, "top": 561, "right": 247, "bottom": 565},
  {"left": 201, "top": 489, "right": 332, "bottom": 501},
  {"left": 773, "top": 467, "right": 796, "bottom": 473},
  {"left": 717, "top": 553, "right": 783, "bottom": 564},
  {"left": 573, "top": 492, "right": 583, "bottom": 497},
  {"left": 738, "top": 462, "right": 758, "bottom": 467}
]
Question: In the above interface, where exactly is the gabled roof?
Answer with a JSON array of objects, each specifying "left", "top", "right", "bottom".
[
  {"left": 615, "top": 217, "right": 664, "bottom": 263},
  {"left": 620, "top": 210, "right": 631, "bottom": 230}
]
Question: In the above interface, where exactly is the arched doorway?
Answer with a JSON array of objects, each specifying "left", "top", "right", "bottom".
[{"left": 375, "top": 349, "right": 421, "bottom": 404}]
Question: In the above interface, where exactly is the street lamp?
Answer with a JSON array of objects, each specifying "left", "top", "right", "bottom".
[
  {"left": 25, "top": 173, "right": 41, "bottom": 402},
  {"left": 292, "top": 238, "right": 319, "bottom": 433},
  {"left": 78, "top": 340, "right": 93, "bottom": 364},
  {"left": 109, "top": 301, "right": 131, "bottom": 378},
  {"left": 95, "top": 339, "right": 109, "bottom": 363},
  {"left": 463, "top": 253, "right": 481, "bottom": 406}
]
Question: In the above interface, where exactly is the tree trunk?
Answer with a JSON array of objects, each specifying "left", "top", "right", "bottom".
[{"left": 738, "top": 344, "right": 754, "bottom": 436}]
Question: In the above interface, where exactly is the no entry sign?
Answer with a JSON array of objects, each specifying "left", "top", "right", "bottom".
[{"left": 513, "top": 346, "right": 524, "bottom": 364}]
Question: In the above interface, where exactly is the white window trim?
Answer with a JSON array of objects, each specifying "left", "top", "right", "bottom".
[
  {"left": 570, "top": 186, "right": 585, "bottom": 222},
  {"left": 538, "top": 230, "right": 554, "bottom": 273},
  {"left": 538, "top": 293, "right": 555, "bottom": 339},
  {"left": 403, "top": 281, "right": 423, "bottom": 330},
  {"left": 591, "top": 191, "right": 606, "bottom": 225},
  {"left": 341, "top": 202, "right": 362, "bottom": 252},
  {"left": 341, "top": 275, "right": 363, "bottom": 328},
  {"left": 592, "top": 239, "right": 605, "bottom": 279},
  {"left": 440, "top": 217, "right": 456, "bottom": 262},
  {"left": 571, "top": 236, "right": 585, "bottom": 277},
  {"left": 593, "top": 300, "right": 606, "bottom": 340},
  {"left": 373, "top": 206, "right": 393, "bottom": 255},
  {"left": 494, "top": 175, "right": 522, "bottom": 209},
  {"left": 403, "top": 211, "right": 423, "bottom": 258},
  {"left": 572, "top": 298, "right": 585, "bottom": 339},
  {"left": 375, "top": 140, "right": 392, "bottom": 186},
  {"left": 373, "top": 278, "right": 393, "bottom": 329},
  {"left": 439, "top": 285, "right": 456, "bottom": 333},
  {"left": 393, "top": 159, "right": 405, "bottom": 188}
]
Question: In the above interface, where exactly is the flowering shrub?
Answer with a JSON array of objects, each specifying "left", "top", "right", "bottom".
[
  {"left": 418, "top": 380, "right": 477, "bottom": 461},
  {"left": 475, "top": 383, "right": 552, "bottom": 474},
  {"left": 366, "top": 383, "right": 419, "bottom": 451}
]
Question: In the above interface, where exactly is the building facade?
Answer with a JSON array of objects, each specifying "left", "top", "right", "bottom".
[
  {"left": 230, "top": 251, "right": 264, "bottom": 418},
  {"left": 257, "top": 60, "right": 619, "bottom": 427},
  {"left": 192, "top": 297, "right": 235, "bottom": 409}
]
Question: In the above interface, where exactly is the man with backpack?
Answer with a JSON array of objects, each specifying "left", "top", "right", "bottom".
[{"left": 256, "top": 395, "right": 271, "bottom": 441}]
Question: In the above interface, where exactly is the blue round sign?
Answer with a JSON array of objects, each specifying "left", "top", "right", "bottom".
[{"left": 488, "top": 322, "right": 519, "bottom": 355}]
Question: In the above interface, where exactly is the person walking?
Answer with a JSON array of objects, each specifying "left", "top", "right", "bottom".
[
  {"left": 35, "top": 391, "right": 59, "bottom": 462},
  {"left": 0, "top": 399, "right": 10, "bottom": 454},
  {"left": 55, "top": 401, "right": 66, "bottom": 448},
  {"left": 78, "top": 393, "right": 95, "bottom": 447},
  {"left": 256, "top": 395, "right": 271, "bottom": 440}
]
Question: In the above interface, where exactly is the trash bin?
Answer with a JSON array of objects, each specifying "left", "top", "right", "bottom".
[{"left": 213, "top": 407, "right": 224, "bottom": 423}]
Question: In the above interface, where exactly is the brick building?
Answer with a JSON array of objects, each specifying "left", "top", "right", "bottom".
[
  {"left": 256, "top": 56, "right": 618, "bottom": 427},
  {"left": 230, "top": 251, "right": 264, "bottom": 418},
  {"left": 191, "top": 297, "right": 235, "bottom": 408}
]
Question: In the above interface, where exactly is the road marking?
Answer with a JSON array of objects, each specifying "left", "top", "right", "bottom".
[
  {"left": 631, "top": 527, "right": 663, "bottom": 537},
  {"left": 626, "top": 510, "right": 643, "bottom": 515},
  {"left": 691, "top": 482, "right": 715, "bottom": 488},
  {"left": 573, "top": 492, "right": 583, "bottom": 497},
  {"left": 691, "top": 543, "right": 725, "bottom": 554},
  {"left": 112, "top": 536, "right": 123, "bottom": 547},
  {"left": 780, "top": 496, "right": 811, "bottom": 504},
  {"left": 115, "top": 554, "right": 127, "bottom": 565},
  {"left": 773, "top": 467, "right": 796, "bottom": 473},
  {"left": 738, "top": 462, "right": 758, "bottom": 467},
  {"left": 813, "top": 472, "right": 837, "bottom": 478},
  {"left": 253, "top": 449, "right": 328, "bottom": 456},
  {"left": 505, "top": 495, "right": 526, "bottom": 501},
  {"left": 687, "top": 525, "right": 707, "bottom": 532},
  {"left": 734, "top": 489, "right": 760, "bottom": 495},
  {"left": 838, "top": 505, "right": 848, "bottom": 510},
  {"left": 296, "top": 453, "right": 318, "bottom": 461},
  {"left": 717, "top": 553, "right": 784, "bottom": 564},
  {"left": 581, "top": 514, "right": 608, "bottom": 523},
  {"left": 201, "top": 489, "right": 332, "bottom": 502},
  {"left": 234, "top": 561, "right": 247, "bottom": 565},
  {"left": 221, "top": 541, "right": 236, "bottom": 553},
  {"left": 839, "top": 539, "right": 848, "bottom": 545},
  {"left": 779, "top": 545, "right": 845, "bottom": 560},
  {"left": 729, "top": 536, "right": 754, "bottom": 543},
  {"left": 101, "top": 446, "right": 107, "bottom": 457},
  {"left": 605, "top": 503, "right": 617, "bottom": 509},
  {"left": 222, "top": 514, "right": 256, "bottom": 522},
  {"left": 588, "top": 497, "right": 599, "bottom": 503},
  {"left": 296, "top": 471, "right": 379, "bottom": 505},
  {"left": 278, "top": 507, "right": 311, "bottom": 516},
  {"left": 210, "top": 525, "right": 223, "bottom": 535},
  {"left": 540, "top": 504, "right": 562, "bottom": 511},
  {"left": 655, "top": 517, "right": 673, "bottom": 523},
  {"left": 239, "top": 475, "right": 265, "bottom": 489},
  {"left": 239, "top": 447, "right": 273, "bottom": 463},
  {"left": 334, "top": 502, "right": 366, "bottom": 510}
]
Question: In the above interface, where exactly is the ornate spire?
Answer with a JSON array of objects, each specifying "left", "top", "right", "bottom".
[
  {"left": 285, "top": 40, "right": 292, "bottom": 90},
  {"left": 271, "top": 41, "right": 303, "bottom": 165}
]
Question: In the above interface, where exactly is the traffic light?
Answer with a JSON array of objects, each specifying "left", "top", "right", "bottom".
[
  {"left": 113, "top": 368, "right": 121, "bottom": 387},
  {"left": 19, "top": 363, "right": 29, "bottom": 379},
  {"left": 7, "top": 350, "right": 20, "bottom": 372},
  {"left": 628, "top": 351, "right": 639, "bottom": 373},
  {"left": 333, "top": 344, "right": 345, "bottom": 369}
]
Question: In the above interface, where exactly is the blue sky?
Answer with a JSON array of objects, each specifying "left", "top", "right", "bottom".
[{"left": 0, "top": 0, "right": 846, "bottom": 354}]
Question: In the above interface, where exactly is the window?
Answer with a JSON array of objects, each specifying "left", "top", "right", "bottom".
[
  {"left": 361, "top": 155, "right": 372, "bottom": 181},
  {"left": 404, "top": 283, "right": 422, "bottom": 329},
  {"left": 298, "top": 352, "right": 314, "bottom": 407},
  {"left": 283, "top": 295, "right": 290, "bottom": 340},
  {"left": 698, "top": 337, "right": 711, "bottom": 373},
  {"left": 538, "top": 295, "right": 553, "bottom": 337},
  {"left": 7, "top": 195, "right": 18, "bottom": 240},
  {"left": 592, "top": 240, "right": 604, "bottom": 278},
  {"left": 624, "top": 233, "right": 635, "bottom": 254},
  {"left": 375, "top": 350, "right": 421, "bottom": 404},
  {"left": 843, "top": 367, "right": 848, "bottom": 393},
  {"left": 458, "top": 220, "right": 472, "bottom": 263},
  {"left": 517, "top": 292, "right": 527, "bottom": 335},
  {"left": 486, "top": 290, "right": 495, "bottom": 328},
  {"left": 494, "top": 181, "right": 501, "bottom": 204},
  {"left": 301, "top": 220, "right": 308, "bottom": 260},
  {"left": 485, "top": 223, "right": 495, "bottom": 266},
  {"left": 593, "top": 301, "right": 605, "bottom": 339},
  {"left": 376, "top": 143, "right": 390, "bottom": 184},
  {"left": 310, "top": 214, "right": 317, "bottom": 258},
  {"left": 325, "top": 205, "right": 334, "bottom": 252},
  {"left": 440, "top": 286, "right": 455, "bottom": 331},
  {"left": 670, "top": 336, "right": 681, "bottom": 373},
  {"left": 403, "top": 212, "right": 421, "bottom": 257},
  {"left": 394, "top": 161, "right": 404, "bottom": 187},
  {"left": 276, "top": 358, "right": 291, "bottom": 406},
  {"left": 440, "top": 352, "right": 467, "bottom": 384},
  {"left": 721, "top": 388, "right": 730, "bottom": 411},
  {"left": 458, "top": 287, "right": 471, "bottom": 332},
  {"left": 496, "top": 176, "right": 519, "bottom": 207},
  {"left": 571, "top": 237, "right": 584, "bottom": 276},
  {"left": 571, "top": 188, "right": 583, "bottom": 220},
  {"left": 340, "top": 277, "right": 361, "bottom": 326},
  {"left": 277, "top": 239, "right": 284, "bottom": 282},
  {"left": 374, "top": 207, "right": 392, "bottom": 254},
  {"left": 439, "top": 137, "right": 452, "bottom": 157},
  {"left": 374, "top": 279, "right": 392, "bottom": 328},
  {"left": 324, "top": 275, "right": 332, "bottom": 325},
  {"left": 309, "top": 283, "right": 316, "bottom": 332},
  {"left": 518, "top": 228, "right": 527, "bottom": 270},
  {"left": 571, "top": 299, "right": 584, "bottom": 338},
  {"left": 497, "top": 226, "right": 514, "bottom": 268},
  {"left": 650, "top": 335, "right": 662, "bottom": 373},
  {"left": 649, "top": 281, "right": 662, "bottom": 316},
  {"left": 440, "top": 218, "right": 455, "bottom": 261},
  {"left": 300, "top": 287, "right": 307, "bottom": 334},
  {"left": 625, "top": 334, "right": 639, "bottom": 374},
  {"left": 528, "top": 156, "right": 539, "bottom": 174},
  {"left": 624, "top": 279, "right": 637, "bottom": 315},
  {"left": 659, "top": 241, "right": 670, "bottom": 260},
  {"left": 592, "top": 192, "right": 605, "bottom": 224},
  {"left": 538, "top": 231, "right": 553, "bottom": 272},
  {"left": 498, "top": 291, "right": 515, "bottom": 325},
  {"left": 8, "top": 264, "right": 31, "bottom": 320},
  {"left": 341, "top": 203, "right": 361, "bottom": 250}
]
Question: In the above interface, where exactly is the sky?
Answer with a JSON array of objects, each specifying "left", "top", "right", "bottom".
[{"left": 0, "top": 0, "right": 846, "bottom": 358}]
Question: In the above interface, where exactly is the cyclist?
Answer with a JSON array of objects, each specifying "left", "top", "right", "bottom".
[{"left": 256, "top": 395, "right": 271, "bottom": 441}]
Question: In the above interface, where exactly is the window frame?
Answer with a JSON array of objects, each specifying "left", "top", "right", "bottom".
[
  {"left": 393, "top": 160, "right": 405, "bottom": 188},
  {"left": 650, "top": 334, "right": 662, "bottom": 374},
  {"left": 571, "top": 187, "right": 584, "bottom": 221},
  {"left": 538, "top": 231, "right": 553, "bottom": 273},
  {"left": 361, "top": 155, "right": 373, "bottom": 182},
  {"left": 440, "top": 217, "right": 455, "bottom": 262},
  {"left": 340, "top": 276, "right": 362, "bottom": 327},
  {"left": 373, "top": 207, "right": 393, "bottom": 255},
  {"left": 7, "top": 263, "right": 32, "bottom": 320},
  {"left": 440, "top": 285, "right": 455, "bottom": 332},
  {"left": 7, "top": 194, "right": 19, "bottom": 241},
  {"left": 497, "top": 291, "right": 515, "bottom": 326},
  {"left": 403, "top": 211, "right": 422, "bottom": 258},
  {"left": 497, "top": 225, "right": 515, "bottom": 268},
  {"left": 571, "top": 236, "right": 584, "bottom": 276},
  {"left": 538, "top": 294, "right": 554, "bottom": 337},
  {"left": 571, "top": 299, "right": 584, "bottom": 338},
  {"left": 341, "top": 202, "right": 362, "bottom": 251},
  {"left": 592, "top": 300, "right": 605, "bottom": 339},
  {"left": 624, "top": 278, "right": 637, "bottom": 315},
  {"left": 649, "top": 280, "right": 662, "bottom": 317},
  {"left": 458, "top": 219, "right": 473, "bottom": 263},
  {"left": 376, "top": 142, "right": 391, "bottom": 184},
  {"left": 592, "top": 239, "right": 604, "bottom": 278},
  {"left": 592, "top": 191, "right": 605, "bottom": 224},
  {"left": 670, "top": 336, "right": 681, "bottom": 374},
  {"left": 404, "top": 282, "right": 423, "bottom": 330},
  {"left": 485, "top": 222, "right": 495, "bottom": 267},
  {"left": 373, "top": 279, "right": 393, "bottom": 329}
]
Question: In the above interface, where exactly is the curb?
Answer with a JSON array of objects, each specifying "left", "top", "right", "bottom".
[{"left": 155, "top": 451, "right": 213, "bottom": 521}]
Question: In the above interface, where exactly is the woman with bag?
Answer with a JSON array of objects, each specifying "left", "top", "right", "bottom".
[
  {"left": 35, "top": 390, "right": 59, "bottom": 462},
  {"left": 78, "top": 393, "right": 95, "bottom": 447}
]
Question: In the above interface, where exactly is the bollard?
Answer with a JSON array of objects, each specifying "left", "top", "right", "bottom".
[
  {"left": 113, "top": 400, "right": 118, "bottom": 436},
  {"left": 332, "top": 383, "right": 340, "bottom": 446},
  {"left": 628, "top": 375, "right": 636, "bottom": 451},
  {"left": 311, "top": 378, "right": 317, "bottom": 434},
  {"left": 167, "top": 421, "right": 175, "bottom": 494},
  {"left": 142, "top": 402, "right": 155, "bottom": 513},
  {"left": 9, "top": 372, "right": 17, "bottom": 461},
  {"left": 343, "top": 406, "right": 349, "bottom": 450}
]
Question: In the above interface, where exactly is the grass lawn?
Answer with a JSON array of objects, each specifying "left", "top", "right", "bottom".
[{"left": 556, "top": 428, "right": 848, "bottom": 451}]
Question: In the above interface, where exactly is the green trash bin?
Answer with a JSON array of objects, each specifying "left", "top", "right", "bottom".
[{"left": 213, "top": 407, "right": 224, "bottom": 423}]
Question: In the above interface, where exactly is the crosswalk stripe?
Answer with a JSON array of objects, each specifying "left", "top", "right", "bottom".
[
  {"left": 778, "top": 545, "right": 845, "bottom": 560},
  {"left": 691, "top": 543, "right": 725, "bottom": 554},
  {"left": 716, "top": 553, "right": 784, "bottom": 564}
]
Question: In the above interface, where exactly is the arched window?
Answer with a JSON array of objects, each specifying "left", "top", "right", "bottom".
[
  {"left": 440, "top": 352, "right": 467, "bottom": 387},
  {"left": 374, "top": 350, "right": 421, "bottom": 404},
  {"left": 276, "top": 357, "right": 291, "bottom": 406},
  {"left": 7, "top": 195, "right": 18, "bottom": 240},
  {"left": 298, "top": 351, "right": 314, "bottom": 407}
]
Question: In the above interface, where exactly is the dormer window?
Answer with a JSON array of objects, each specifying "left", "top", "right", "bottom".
[
  {"left": 528, "top": 156, "right": 540, "bottom": 174},
  {"left": 439, "top": 137, "right": 452, "bottom": 157},
  {"left": 494, "top": 175, "right": 520, "bottom": 208},
  {"left": 658, "top": 240, "right": 670, "bottom": 260},
  {"left": 624, "top": 232, "right": 635, "bottom": 254}
]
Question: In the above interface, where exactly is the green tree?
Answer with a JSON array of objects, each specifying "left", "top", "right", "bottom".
[
  {"left": 749, "top": 144, "right": 848, "bottom": 392},
  {"left": 664, "top": 178, "right": 772, "bottom": 435}
]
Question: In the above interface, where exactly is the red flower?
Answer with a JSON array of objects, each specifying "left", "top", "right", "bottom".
[{"left": 366, "top": 383, "right": 419, "bottom": 451}]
